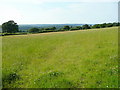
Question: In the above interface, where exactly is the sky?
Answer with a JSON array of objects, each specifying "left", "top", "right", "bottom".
[{"left": 0, "top": 0, "right": 119, "bottom": 24}]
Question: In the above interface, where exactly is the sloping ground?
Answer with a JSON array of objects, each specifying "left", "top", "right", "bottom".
[{"left": 2, "top": 27, "right": 118, "bottom": 88}]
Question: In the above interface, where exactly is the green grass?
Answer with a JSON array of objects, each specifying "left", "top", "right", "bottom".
[{"left": 2, "top": 27, "right": 118, "bottom": 88}]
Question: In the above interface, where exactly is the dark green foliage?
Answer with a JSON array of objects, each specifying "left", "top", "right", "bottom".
[
  {"left": 70, "top": 28, "right": 79, "bottom": 30},
  {"left": 92, "top": 22, "right": 120, "bottom": 29},
  {"left": 44, "top": 28, "right": 51, "bottom": 30},
  {"left": 82, "top": 24, "right": 91, "bottom": 29},
  {"left": 92, "top": 24, "right": 100, "bottom": 28},
  {"left": 2, "top": 20, "right": 19, "bottom": 33},
  {"left": 44, "top": 27, "right": 56, "bottom": 30},
  {"left": 76, "top": 26, "right": 82, "bottom": 30},
  {"left": 100, "top": 23, "right": 107, "bottom": 28},
  {"left": 63, "top": 25, "right": 70, "bottom": 31},
  {"left": 41, "top": 27, "right": 57, "bottom": 32},
  {"left": 39, "top": 28, "right": 44, "bottom": 32},
  {"left": 112, "top": 22, "right": 120, "bottom": 26},
  {"left": 2, "top": 22, "right": 120, "bottom": 35},
  {"left": 2, "top": 72, "right": 20, "bottom": 87},
  {"left": 106, "top": 23, "right": 113, "bottom": 27},
  {"left": 28, "top": 28, "right": 39, "bottom": 33},
  {"left": 51, "top": 27, "right": 56, "bottom": 30}
]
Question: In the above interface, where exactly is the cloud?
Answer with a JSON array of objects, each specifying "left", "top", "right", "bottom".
[
  {"left": 0, "top": 0, "right": 118, "bottom": 24},
  {"left": 0, "top": 0, "right": 119, "bottom": 4},
  {"left": 0, "top": 5, "right": 23, "bottom": 24}
]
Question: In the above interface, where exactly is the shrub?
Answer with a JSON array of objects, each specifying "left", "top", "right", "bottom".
[{"left": 28, "top": 28, "right": 39, "bottom": 33}]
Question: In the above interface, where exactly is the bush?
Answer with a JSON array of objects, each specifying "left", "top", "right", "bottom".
[
  {"left": 63, "top": 26, "right": 70, "bottom": 31},
  {"left": 106, "top": 23, "right": 113, "bottom": 27},
  {"left": 92, "top": 24, "right": 100, "bottom": 28},
  {"left": 76, "top": 26, "right": 82, "bottom": 30},
  {"left": 70, "top": 28, "right": 79, "bottom": 30},
  {"left": 82, "top": 24, "right": 91, "bottom": 29},
  {"left": 100, "top": 23, "right": 107, "bottom": 28},
  {"left": 28, "top": 28, "right": 39, "bottom": 33}
]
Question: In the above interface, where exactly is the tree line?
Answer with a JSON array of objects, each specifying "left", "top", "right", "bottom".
[{"left": 1, "top": 20, "right": 120, "bottom": 35}]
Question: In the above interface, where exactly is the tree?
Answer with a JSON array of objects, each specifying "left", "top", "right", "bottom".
[
  {"left": 70, "top": 28, "right": 79, "bottom": 30},
  {"left": 39, "top": 28, "right": 44, "bottom": 32},
  {"left": 92, "top": 24, "right": 100, "bottom": 28},
  {"left": 76, "top": 26, "right": 82, "bottom": 30},
  {"left": 113, "top": 22, "right": 119, "bottom": 26},
  {"left": 100, "top": 23, "right": 107, "bottom": 28},
  {"left": 28, "top": 28, "right": 39, "bottom": 33},
  {"left": 63, "top": 25, "right": 70, "bottom": 31},
  {"left": 106, "top": 23, "right": 113, "bottom": 27},
  {"left": 44, "top": 27, "right": 56, "bottom": 30},
  {"left": 51, "top": 27, "right": 56, "bottom": 30},
  {"left": 44, "top": 28, "right": 50, "bottom": 30},
  {"left": 82, "top": 24, "right": 91, "bottom": 29},
  {"left": 2, "top": 20, "right": 19, "bottom": 33}
]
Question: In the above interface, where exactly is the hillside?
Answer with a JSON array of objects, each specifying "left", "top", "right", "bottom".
[
  {"left": 19, "top": 24, "right": 94, "bottom": 31},
  {"left": 2, "top": 27, "right": 118, "bottom": 88}
]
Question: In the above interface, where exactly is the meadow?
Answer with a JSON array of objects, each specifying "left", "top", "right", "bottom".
[{"left": 2, "top": 27, "right": 118, "bottom": 88}]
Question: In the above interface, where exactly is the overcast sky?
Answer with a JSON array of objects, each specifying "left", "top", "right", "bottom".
[{"left": 0, "top": 0, "right": 119, "bottom": 24}]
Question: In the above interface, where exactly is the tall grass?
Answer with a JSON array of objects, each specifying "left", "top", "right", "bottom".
[{"left": 2, "top": 27, "right": 118, "bottom": 88}]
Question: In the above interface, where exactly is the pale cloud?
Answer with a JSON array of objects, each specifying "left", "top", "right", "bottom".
[
  {"left": 0, "top": 5, "right": 23, "bottom": 24},
  {"left": 0, "top": 0, "right": 118, "bottom": 24},
  {"left": 32, "top": 8, "right": 69, "bottom": 24},
  {"left": 0, "top": 0, "right": 119, "bottom": 4}
]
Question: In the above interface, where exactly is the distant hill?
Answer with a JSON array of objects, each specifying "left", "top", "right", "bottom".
[
  {"left": 0, "top": 24, "right": 94, "bottom": 32},
  {"left": 19, "top": 24, "right": 93, "bottom": 31}
]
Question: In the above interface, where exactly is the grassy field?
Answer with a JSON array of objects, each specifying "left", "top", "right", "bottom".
[{"left": 2, "top": 27, "right": 118, "bottom": 88}]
